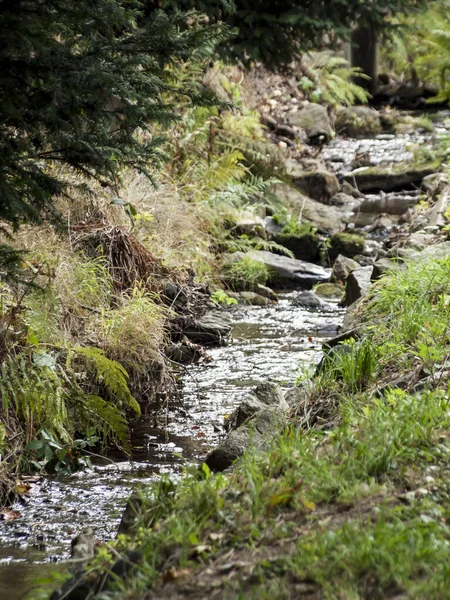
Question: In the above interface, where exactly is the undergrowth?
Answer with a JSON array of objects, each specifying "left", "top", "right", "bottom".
[{"left": 43, "top": 253, "right": 450, "bottom": 598}]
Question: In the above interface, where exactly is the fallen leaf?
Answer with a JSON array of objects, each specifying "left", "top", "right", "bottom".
[
  {"left": 163, "top": 567, "right": 192, "bottom": 584},
  {"left": 1, "top": 509, "right": 21, "bottom": 521},
  {"left": 15, "top": 482, "right": 31, "bottom": 496}
]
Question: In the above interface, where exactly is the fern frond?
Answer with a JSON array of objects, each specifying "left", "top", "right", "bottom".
[
  {"left": 81, "top": 394, "right": 130, "bottom": 450},
  {"left": 72, "top": 346, "right": 141, "bottom": 415}
]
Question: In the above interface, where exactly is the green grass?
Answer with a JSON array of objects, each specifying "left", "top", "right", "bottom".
[{"left": 40, "top": 253, "right": 450, "bottom": 598}]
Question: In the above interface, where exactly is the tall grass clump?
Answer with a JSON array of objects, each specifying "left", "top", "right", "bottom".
[{"left": 95, "top": 284, "right": 167, "bottom": 367}]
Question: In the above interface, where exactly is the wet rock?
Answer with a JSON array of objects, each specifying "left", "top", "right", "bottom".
[
  {"left": 344, "top": 266, "right": 373, "bottom": 307},
  {"left": 287, "top": 104, "right": 333, "bottom": 144},
  {"left": 70, "top": 527, "right": 95, "bottom": 569},
  {"left": 344, "top": 161, "right": 440, "bottom": 193},
  {"left": 335, "top": 106, "right": 381, "bottom": 137},
  {"left": 287, "top": 159, "right": 340, "bottom": 203},
  {"left": 273, "top": 183, "right": 348, "bottom": 234},
  {"left": 363, "top": 239, "right": 385, "bottom": 258},
  {"left": 246, "top": 250, "right": 331, "bottom": 289},
  {"left": 328, "top": 232, "right": 365, "bottom": 260},
  {"left": 264, "top": 216, "right": 283, "bottom": 235},
  {"left": 206, "top": 383, "right": 289, "bottom": 472},
  {"left": 166, "top": 339, "right": 205, "bottom": 364},
  {"left": 314, "top": 282, "right": 345, "bottom": 300},
  {"left": 225, "top": 382, "right": 287, "bottom": 432},
  {"left": 359, "top": 193, "right": 419, "bottom": 215},
  {"left": 227, "top": 291, "right": 272, "bottom": 306},
  {"left": 273, "top": 231, "right": 321, "bottom": 263},
  {"left": 255, "top": 284, "right": 278, "bottom": 301},
  {"left": 183, "top": 310, "right": 232, "bottom": 345},
  {"left": 331, "top": 255, "right": 359, "bottom": 283},
  {"left": 292, "top": 290, "right": 324, "bottom": 309},
  {"left": 205, "top": 408, "right": 287, "bottom": 472}
]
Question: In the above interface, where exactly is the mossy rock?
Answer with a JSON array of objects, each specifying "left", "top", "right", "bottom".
[
  {"left": 314, "top": 282, "right": 345, "bottom": 300},
  {"left": 335, "top": 106, "right": 381, "bottom": 138},
  {"left": 328, "top": 233, "right": 365, "bottom": 260},
  {"left": 273, "top": 232, "right": 321, "bottom": 263}
]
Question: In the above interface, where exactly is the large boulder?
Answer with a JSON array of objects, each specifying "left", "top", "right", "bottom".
[
  {"left": 344, "top": 161, "right": 440, "bottom": 193},
  {"left": 335, "top": 106, "right": 381, "bottom": 138},
  {"left": 287, "top": 104, "right": 333, "bottom": 144},
  {"left": 273, "top": 183, "right": 349, "bottom": 234},
  {"left": 287, "top": 159, "right": 340, "bottom": 203},
  {"left": 183, "top": 310, "right": 232, "bottom": 345},
  {"left": 246, "top": 250, "right": 331, "bottom": 289},
  {"left": 344, "top": 266, "right": 374, "bottom": 306}
]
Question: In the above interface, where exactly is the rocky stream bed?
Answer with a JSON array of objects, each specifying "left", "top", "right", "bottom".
[{"left": 2, "top": 107, "right": 450, "bottom": 600}]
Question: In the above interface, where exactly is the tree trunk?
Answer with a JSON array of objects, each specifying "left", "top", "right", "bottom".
[{"left": 351, "top": 25, "right": 379, "bottom": 95}]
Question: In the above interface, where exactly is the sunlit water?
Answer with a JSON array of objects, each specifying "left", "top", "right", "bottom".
[{"left": 0, "top": 295, "right": 344, "bottom": 599}]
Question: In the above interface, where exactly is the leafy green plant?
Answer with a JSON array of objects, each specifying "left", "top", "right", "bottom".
[
  {"left": 300, "top": 56, "right": 371, "bottom": 107},
  {"left": 223, "top": 256, "right": 269, "bottom": 291},
  {"left": 210, "top": 289, "right": 238, "bottom": 306},
  {"left": 320, "top": 338, "right": 378, "bottom": 391},
  {"left": 26, "top": 429, "right": 99, "bottom": 475}
]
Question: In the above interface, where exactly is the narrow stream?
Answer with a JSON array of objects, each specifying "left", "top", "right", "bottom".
[
  {"left": 0, "top": 294, "right": 344, "bottom": 599},
  {"left": 2, "top": 110, "right": 448, "bottom": 599}
]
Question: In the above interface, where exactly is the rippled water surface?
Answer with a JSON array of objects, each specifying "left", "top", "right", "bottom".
[{"left": 0, "top": 295, "right": 344, "bottom": 599}]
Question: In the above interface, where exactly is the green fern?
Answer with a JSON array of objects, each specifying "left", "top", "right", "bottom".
[
  {"left": 78, "top": 395, "right": 130, "bottom": 451},
  {"left": 301, "top": 55, "right": 371, "bottom": 107},
  {"left": 221, "top": 236, "right": 295, "bottom": 258},
  {"left": 70, "top": 346, "right": 141, "bottom": 416}
]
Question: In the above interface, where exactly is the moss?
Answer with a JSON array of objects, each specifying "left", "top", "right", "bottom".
[
  {"left": 313, "top": 282, "right": 345, "bottom": 300},
  {"left": 273, "top": 232, "right": 321, "bottom": 263},
  {"left": 328, "top": 233, "right": 365, "bottom": 260}
]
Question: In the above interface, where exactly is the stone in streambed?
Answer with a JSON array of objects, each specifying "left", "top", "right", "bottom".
[
  {"left": 328, "top": 232, "right": 365, "bottom": 260},
  {"left": 331, "top": 254, "right": 360, "bottom": 283},
  {"left": 286, "top": 159, "right": 340, "bottom": 204},
  {"left": 287, "top": 104, "right": 333, "bottom": 145},
  {"left": 273, "top": 183, "right": 348, "bottom": 234},
  {"left": 183, "top": 310, "right": 232, "bottom": 345},
  {"left": 335, "top": 106, "right": 381, "bottom": 137},
  {"left": 205, "top": 383, "right": 289, "bottom": 472},
  {"left": 344, "top": 161, "right": 440, "bottom": 193},
  {"left": 344, "top": 266, "right": 373, "bottom": 307},
  {"left": 246, "top": 250, "right": 330, "bottom": 289},
  {"left": 314, "top": 282, "right": 345, "bottom": 301},
  {"left": 292, "top": 290, "right": 324, "bottom": 309},
  {"left": 273, "top": 231, "right": 321, "bottom": 263},
  {"left": 227, "top": 291, "right": 272, "bottom": 306},
  {"left": 205, "top": 409, "right": 287, "bottom": 472}
]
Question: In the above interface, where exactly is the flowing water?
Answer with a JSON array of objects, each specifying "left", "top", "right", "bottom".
[
  {"left": 0, "top": 295, "right": 344, "bottom": 599},
  {"left": 2, "top": 109, "right": 449, "bottom": 599}
]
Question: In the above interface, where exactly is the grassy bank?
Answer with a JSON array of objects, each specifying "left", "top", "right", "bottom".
[{"left": 48, "top": 252, "right": 450, "bottom": 599}]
